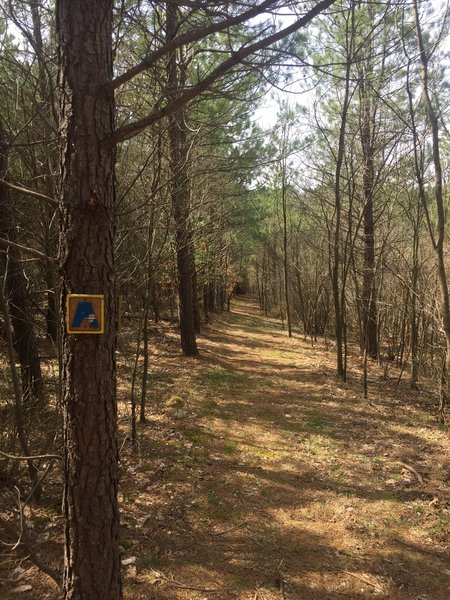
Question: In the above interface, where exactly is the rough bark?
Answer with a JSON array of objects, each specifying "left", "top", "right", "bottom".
[
  {"left": 166, "top": 2, "right": 198, "bottom": 357},
  {"left": 56, "top": 1, "right": 122, "bottom": 598}
]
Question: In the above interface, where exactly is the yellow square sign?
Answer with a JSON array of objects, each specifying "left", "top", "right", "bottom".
[{"left": 66, "top": 294, "right": 105, "bottom": 334}]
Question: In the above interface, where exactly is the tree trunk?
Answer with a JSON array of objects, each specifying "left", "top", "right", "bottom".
[
  {"left": 281, "top": 161, "right": 292, "bottom": 337},
  {"left": 141, "top": 187, "right": 159, "bottom": 424},
  {"left": 191, "top": 254, "right": 201, "bottom": 334},
  {"left": 331, "top": 4, "right": 354, "bottom": 380},
  {"left": 0, "top": 120, "right": 43, "bottom": 406},
  {"left": 166, "top": 3, "right": 198, "bottom": 357},
  {"left": 410, "top": 218, "right": 420, "bottom": 389},
  {"left": 45, "top": 271, "right": 58, "bottom": 344},
  {"left": 413, "top": 0, "right": 450, "bottom": 420},
  {"left": 56, "top": 1, "right": 122, "bottom": 598},
  {"left": 29, "top": 0, "right": 59, "bottom": 345},
  {"left": 0, "top": 283, "right": 42, "bottom": 501},
  {"left": 360, "top": 85, "right": 378, "bottom": 360}
]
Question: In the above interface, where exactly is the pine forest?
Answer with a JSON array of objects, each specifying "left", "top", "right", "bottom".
[{"left": 1, "top": 1, "right": 450, "bottom": 599}]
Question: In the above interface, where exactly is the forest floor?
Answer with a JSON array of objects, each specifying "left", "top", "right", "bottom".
[{"left": 2, "top": 295, "right": 450, "bottom": 599}]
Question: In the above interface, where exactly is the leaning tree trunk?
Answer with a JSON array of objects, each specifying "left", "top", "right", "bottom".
[
  {"left": 56, "top": 1, "right": 122, "bottom": 598},
  {"left": 414, "top": 0, "right": 450, "bottom": 421},
  {"left": 166, "top": 3, "right": 198, "bottom": 357},
  {"left": 0, "top": 119, "right": 43, "bottom": 405}
]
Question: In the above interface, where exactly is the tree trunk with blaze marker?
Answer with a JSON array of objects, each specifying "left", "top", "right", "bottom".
[{"left": 56, "top": 0, "right": 122, "bottom": 597}]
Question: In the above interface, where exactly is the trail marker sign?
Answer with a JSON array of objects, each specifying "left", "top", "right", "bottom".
[{"left": 66, "top": 294, "right": 105, "bottom": 334}]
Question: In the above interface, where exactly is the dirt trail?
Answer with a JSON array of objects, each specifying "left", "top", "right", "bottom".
[
  {"left": 119, "top": 296, "right": 450, "bottom": 600},
  {"left": 2, "top": 296, "right": 450, "bottom": 599}
]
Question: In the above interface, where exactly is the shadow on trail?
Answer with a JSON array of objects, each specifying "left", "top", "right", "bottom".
[
  {"left": 121, "top": 295, "right": 450, "bottom": 600},
  {"left": 124, "top": 429, "right": 449, "bottom": 600},
  {"left": 196, "top": 303, "right": 437, "bottom": 463}
]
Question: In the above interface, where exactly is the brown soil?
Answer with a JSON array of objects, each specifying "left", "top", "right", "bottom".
[{"left": 2, "top": 295, "right": 450, "bottom": 599}]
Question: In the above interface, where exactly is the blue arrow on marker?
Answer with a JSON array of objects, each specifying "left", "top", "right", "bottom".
[{"left": 71, "top": 301, "right": 99, "bottom": 329}]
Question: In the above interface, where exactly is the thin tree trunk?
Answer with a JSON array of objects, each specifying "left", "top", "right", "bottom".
[
  {"left": 140, "top": 125, "right": 164, "bottom": 423},
  {"left": 404, "top": 62, "right": 424, "bottom": 389},
  {"left": 413, "top": 0, "right": 449, "bottom": 419},
  {"left": 29, "top": 0, "right": 59, "bottom": 345},
  {"left": 281, "top": 162, "right": 292, "bottom": 337},
  {"left": 410, "top": 260, "right": 419, "bottom": 390},
  {"left": 0, "top": 282, "right": 42, "bottom": 501},
  {"left": 0, "top": 120, "right": 43, "bottom": 406},
  {"left": 332, "top": 4, "right": 354, "bottom": 380},
  {"left": 140, "top": 291, "right": 151, "bottom": 424},
  {"left": 360, "top": 83, "right": 378, "bottom": 359},
  {"left": 130, "top": 311, "right": 144, "bottom": 447},
  {"left": 410, "top": 234, "right": 420, "bottom": 389},
  {"left": 192, "top": 255, "right": 201, "bottom": 334}
]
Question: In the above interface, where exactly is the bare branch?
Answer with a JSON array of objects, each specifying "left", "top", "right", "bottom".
[
  {"left": 0, "top": 237, "right": 57, "bottom": 262},
  {"left": 0, "top": 450, "right": 61, "bottom": 461},
  {"left": 0, "top": 179, "right": 58, "bottom": 207},
  {"left": 0, "top": 514, "right": 62, "bottom": 588}
]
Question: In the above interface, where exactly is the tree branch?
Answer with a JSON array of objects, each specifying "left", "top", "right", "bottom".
[
  {"left": 0, "top": 237, "right": 57, "bottom": 262},
  {"left": 109, "top": 0, "right": 281, "bottom": 91},
  {"left": 112, "top": 0, "right": 336, "bottom": 144},
  {"left": 0, "top": 450, "right": 62, "bottom": 461},
  {"left": 0, "top": 514, "right": 62, "bottom": 588},
  {"left": 0, "top": 179, "right": 58, "bottom": 207}
]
